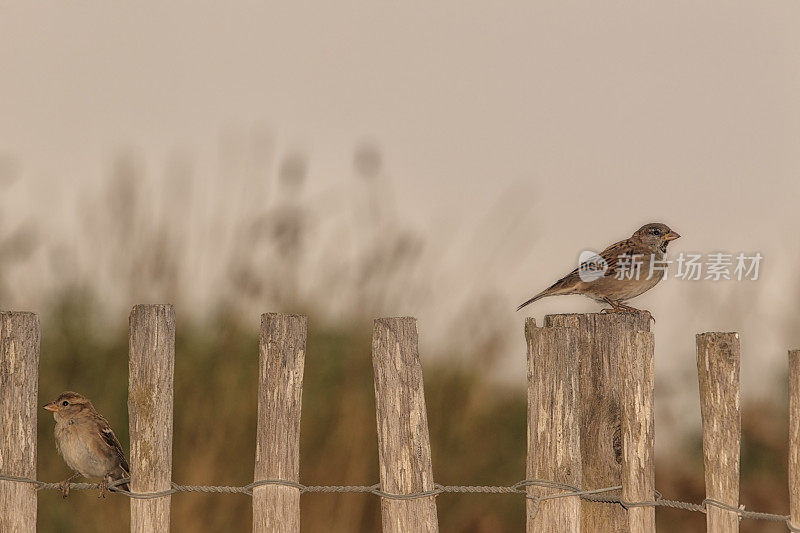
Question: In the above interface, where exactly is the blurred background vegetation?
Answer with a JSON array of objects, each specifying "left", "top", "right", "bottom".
[{"left": 0, "top": 142, "right": 791, "bottom": 532}]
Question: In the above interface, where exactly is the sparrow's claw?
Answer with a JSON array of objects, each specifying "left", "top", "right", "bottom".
[
  {"left": 59, "top": 473, "right": 78, "bottom": 498},
  {"left": 98, "top": 479, "right": 108, "bottom": 498},
  {"left": 617, "top": 304, "right": 655, "bottom": 323},
  {"left": 59, "top": 479, "right": 70, "bottom": 499}
]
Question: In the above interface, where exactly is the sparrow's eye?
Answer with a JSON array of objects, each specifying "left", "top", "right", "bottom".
[
  {"left": 650, "top": 227, "right": 661, "bottom": 236},
  {"left": 61, "top": 401, "right": 69, "bottom": 406}
]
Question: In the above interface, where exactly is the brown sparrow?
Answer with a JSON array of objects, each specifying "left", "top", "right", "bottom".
[
  {"left": 44, "top": 391, "right": 130, "bottom": 497},
  {"left": 517, "top": 223, "right": 680, "bottom": 317}
]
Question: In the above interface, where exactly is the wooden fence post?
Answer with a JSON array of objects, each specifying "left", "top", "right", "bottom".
[
  {"left": 253, "top": 313, "right": 307, "bottom": 533},
  {"left": 696, "top": 332, "right": 741, "bottom": 533},
  {"left": 0, "top": 312, "right": 39, "bottom": 533},
  {"left": 545, "top": 312, "right": 651, "bottom": 532},
  {"left": 372, "top": 317, "right": 439, "bottom": 532},
  {"left": 525, "top": 318, "right": 581, "bottom": 533},
  {"left": 789, "top": 350, "right": 800, "bottom": 532},
  {"left": 129, "top": 304, "right": 175, "bottom": 533},
  {"left": 619, "top": 330, "right": 655, "bottom": 533}
]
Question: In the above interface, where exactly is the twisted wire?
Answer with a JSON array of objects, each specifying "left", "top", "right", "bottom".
[{"left": 1, "top": 473, "right": 795, "bottom": 529}]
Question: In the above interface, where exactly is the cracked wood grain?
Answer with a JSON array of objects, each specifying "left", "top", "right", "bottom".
[
  {"left": 788, "top": 350, "right": 799, "bottom": 531},
  {"left": 525, "top": 318, "right": 581, "bottom": 533},
  {"left": 545, "top": 312, "right": 650, "bottom": 532},
  {"left": 697, "top": 332, "right": 741, "bottom": 533},
  {"left": 253, "top": 313, "right": 306, "bottom": 533},
  {"left": 620, "top": 330, "right": 655, "bottom": 533},
  {"left": 372, "top": 317, "right": 438, "bottom": 532},
  {"left": 129, "top": 305, "right": 175, "bottom": 533},
  {"left": 0, "top": 312, "right": 39, "bottom": 533}
]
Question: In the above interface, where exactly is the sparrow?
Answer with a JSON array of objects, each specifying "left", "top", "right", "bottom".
[
  {"left": 43, "top": 391, "right": 130, "bottom": 498},
  {"left": 517, "top": 223, "right": 680, "bottom": 317}
]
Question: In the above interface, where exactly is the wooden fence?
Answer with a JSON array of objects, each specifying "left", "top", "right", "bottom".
[{"left": 1, "top": 305, "right": 799, "bottom": 532}]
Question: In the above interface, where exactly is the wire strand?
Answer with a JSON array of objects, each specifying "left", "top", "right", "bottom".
[{"left": 1, "top": 472, "right": 795, "bottom": 529}]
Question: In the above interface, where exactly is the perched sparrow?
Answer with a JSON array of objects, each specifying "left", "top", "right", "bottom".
[
  {"left": 44, "top": 391, "right": 130, "bottom": 498},
  {"left": 517, "top": 223, "right": 680, "bottom": 317}
]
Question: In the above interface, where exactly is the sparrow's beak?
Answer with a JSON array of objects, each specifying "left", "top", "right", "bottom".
[
  {"left": 43, "top": 402, "right": 58, "bottom": 412},
  {"left": 664, "top": 231, "right": 680, "bottom": 241}
]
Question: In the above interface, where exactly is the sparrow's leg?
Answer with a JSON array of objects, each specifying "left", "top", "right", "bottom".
[
  {"left": 600, "top": 299, "right": 655, "bottom": 322},
  {"left": 59, "top": 472, "right": 78, "bottom": 498},
  {"left": 600, "top": 298, "right": 626, "bottom": 313},
  {"left": 98, "top": 478, "right": 108, "bottom": 499}
]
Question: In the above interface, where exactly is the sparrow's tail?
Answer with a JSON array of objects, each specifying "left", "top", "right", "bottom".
[
  {"left": 517, "top": 275, "right": 580, "bottom": 311},
  {"left": 516, "top": 291, "right": 549, "bottom": 312}
]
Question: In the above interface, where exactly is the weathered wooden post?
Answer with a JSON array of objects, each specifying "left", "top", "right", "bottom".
[
  {"left": 129, "top": 304, "right": 175, "bottom": 533},
  {"left": 525, "top": 318, "right": 581, "bottom": 532},
  {"left": 0, "top": 312, "right": 40, "bottom": 533},
  {"left": 696, "top": 332, "right": 741, "bottom": 533},
  {"left": 619, "top": 330, "right": 655, "bottom": 533},
  {"left": 253, "top": 313, "right": 307, "bottom": 533},
  {"left": 789, "top": 349, "right": 800, "bottom": 532},
  {"left": 545, "top": 312, "right": 651, "bottom": 532},
  {"left": 372, "top": 317, "right": 439, "bottom": 532}
]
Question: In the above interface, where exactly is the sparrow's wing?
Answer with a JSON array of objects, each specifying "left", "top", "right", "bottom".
[
  {"left": 96, "top": 416, "right": 129, "bottom": 473},
  {"left": 516, "top": 237, "right": 643, "bottom": 311},
  {"left": 596, "top": 238, "right": 637, "bottom": 278},
  {"left": 551, "top": 238, "right": 636, "bottom": 285}
]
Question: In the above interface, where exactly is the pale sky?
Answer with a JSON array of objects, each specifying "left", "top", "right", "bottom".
[{"left": 1, "top": 2, "right": 799, "bottom": 440}]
